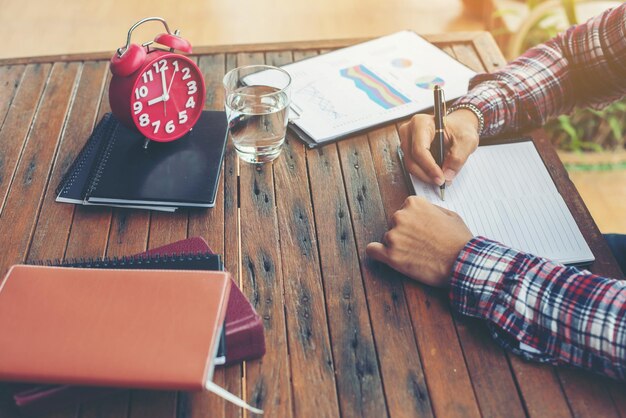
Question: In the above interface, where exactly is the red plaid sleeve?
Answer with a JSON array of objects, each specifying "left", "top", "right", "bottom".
[
  {"left": 454, "top": 4, "right": 626, "bottom": 137},
  {"left": 450, "top": 237, "right": 626, "bottom": 380}
]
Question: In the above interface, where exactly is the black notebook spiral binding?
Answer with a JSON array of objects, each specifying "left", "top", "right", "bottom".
[
  {"left": 55, "top": 113, "right": 115, "bottom": 202},
  {"left": 30, "top": 252, "right": 223, "bottom": 272}
]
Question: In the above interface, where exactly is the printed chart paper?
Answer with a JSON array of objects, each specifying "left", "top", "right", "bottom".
[{"left": 248, "top": 31, "right": 477, "bottom": 145}]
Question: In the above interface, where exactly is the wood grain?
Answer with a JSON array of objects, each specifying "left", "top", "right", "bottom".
[
  {"left": 267, "top": 50, "right": 342, "bottom": 418},
  {"left": 28, "top": 61, "right": 108, "bottom": 262},
  {"left": 0, "top": 64, "right": 50, "bottom": 215},
  {"left": 219, "top": 52, "right": 245, "bottom": 418},
  {"left": 336, "top": 135, "right": 435, "bottom": 418},
  {"left": 0, "top": 62, "right": 78, "bottom": 273},
  {"left": 0, "top": 65, "right": 26, "bottom": 130},
  {"left": 187, "top": 52, "right": 245, "bottom": 418},
  {"left": 306, "top": 142, "right": 389, "bottom": 418},
  {"left": 236, "top": 51, "right": 293, "bottom": 417}
]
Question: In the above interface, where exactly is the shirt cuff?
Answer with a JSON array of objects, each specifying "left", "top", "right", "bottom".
[
  {"left": 448, "top": 236, "right": 556, "bottom": 363},
  {"left": 451, "top": 88, "right": 499, "bottom": 137},
  {"left": 449, "top": 236, "right": 513, "bottom": 318}
]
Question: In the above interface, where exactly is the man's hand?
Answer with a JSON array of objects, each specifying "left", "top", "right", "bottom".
[
  {"left": 399, "top": 109, "right": 480, "bottom": 186},
  {"left": 366, "top": 196, "right": 473, "bottom": 287}
]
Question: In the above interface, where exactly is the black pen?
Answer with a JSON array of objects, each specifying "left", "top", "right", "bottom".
[{"left": 432, "top": 85, "right": 446, "bottom": 201}]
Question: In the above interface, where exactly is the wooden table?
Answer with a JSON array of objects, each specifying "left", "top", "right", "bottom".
[{"left": 0, "top": 33, "right": 624, "bottom": 418}]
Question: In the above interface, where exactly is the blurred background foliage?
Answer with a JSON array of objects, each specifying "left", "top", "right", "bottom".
[{"left": 497, "top": 0, "right": 626, "bottom": 153}]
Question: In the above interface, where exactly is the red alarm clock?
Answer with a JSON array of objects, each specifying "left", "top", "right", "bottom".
[{"left": 109, "top": 17, "right": 206, "bottom": 142}]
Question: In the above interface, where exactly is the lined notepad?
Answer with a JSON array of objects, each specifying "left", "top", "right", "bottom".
[{"left": 410, "top": 141, "right": 594, "bottom": 265}]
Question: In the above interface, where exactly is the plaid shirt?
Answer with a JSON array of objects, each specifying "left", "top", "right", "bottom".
[
  {"left": 456, "top": 4, "right": 626, "bottom": 137},
  {"left": 449, "top": 5, "right": 626, "bottom": 379},
  {"left": 451, "top": 237, "right": 626, "bottom": 379}
]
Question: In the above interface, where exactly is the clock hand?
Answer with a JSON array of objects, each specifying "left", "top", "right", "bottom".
[
  {"left": 147, "top": 96, "right": 165, "bottom": 106},
  {"left": 160, "top": 68, "right": 168, "bottom": 115},
  {"left": 165, "top": 67, "right": 179, "bottom": 99},
  {"left": 163, "top": 67, "right": 179, "bottom": 117}
]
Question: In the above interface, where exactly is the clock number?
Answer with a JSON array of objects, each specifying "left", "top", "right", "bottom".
[
  {"left": 178, "top": 110, "right": 188, "bottom": 124},
  {"left": 165, "top": 120, "right": 175, "bottom": 134},
  {"left": 142, "top": 70, "right": 154, "bottom": 84},
  {"left": 187, "top": 81, "right": 197, "bottom": 95},
  {"left": 133, "top": 101, "right": 143, "bottom": 115},
  {"left": 151, "top": 120, "right": 161, "bottom": 134},
  {"left": 153, "top": 59, "right": 168, "bottom": 73},
  {"left": 135, "top": 85, "right": 148, "bottom": 100},
  {"left": 186, "top": 96, "right": 196, "bottom": 109},
  {"left": 139, "top": 113, "right": 150, "bottom": 127},
  {"left": 181, "top": 67, "right": 191, "bottom": 80},
  {"left": 172, "top": 60, "right": 180, "bottom": 72}
]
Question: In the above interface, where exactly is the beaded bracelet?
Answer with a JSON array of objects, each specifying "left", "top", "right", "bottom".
[{"left": 447, "top": 103, "right": 485, "bottom": 137}]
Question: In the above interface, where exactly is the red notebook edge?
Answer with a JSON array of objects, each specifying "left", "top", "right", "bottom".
[
  {"left": 142, "top": 237, "right": 266, "bottom": 364},
  {"left": 11, "top": 237, "right": 265, "bottom": 416}
]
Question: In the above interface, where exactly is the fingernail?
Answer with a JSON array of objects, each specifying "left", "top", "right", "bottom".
[
  {"left": 444, "top": 169, "right": 456, "bottom": 182},
  {"left": 434, "top": 176, "right": 445, "bottom": 186}
]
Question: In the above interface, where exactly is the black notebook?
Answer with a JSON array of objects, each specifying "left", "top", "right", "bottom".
[{"left": 56, "top": 111, "right": 228, "bottom": 211}]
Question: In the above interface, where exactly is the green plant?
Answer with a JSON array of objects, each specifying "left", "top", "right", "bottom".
[{"left": 546, "top": 100, "right": 626, "bottom": 152}]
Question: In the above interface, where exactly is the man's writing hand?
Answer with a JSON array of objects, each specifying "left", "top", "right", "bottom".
[{"left": 399, "top": 108, "right": 480, "bottom": 186}]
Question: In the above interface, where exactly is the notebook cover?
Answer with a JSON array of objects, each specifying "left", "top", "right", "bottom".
[
  {"left": 13, "top": 238, "right": 265, "bottom": 416},
  {"left": 58, "top": 111, "right": 227, "bottom": 208},
  {"left": 0, "top": 266, "right": 231, "bottom": 390}
]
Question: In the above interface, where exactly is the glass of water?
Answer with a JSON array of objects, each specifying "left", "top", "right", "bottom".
[{"left": 223, "top": 65, "right": 291, "bottom": 164}]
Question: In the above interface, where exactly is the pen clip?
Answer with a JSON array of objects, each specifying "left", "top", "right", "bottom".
[{"left": 441, "top": 88, "right": 447, "bottom": 129}]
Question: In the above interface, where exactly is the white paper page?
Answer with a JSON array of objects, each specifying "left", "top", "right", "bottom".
[
  {"left": 247, "top": 31, "right": 476, "bottom": 143},
  {"left": 410, "top": 141, "right": 594, "bottom": 265}
]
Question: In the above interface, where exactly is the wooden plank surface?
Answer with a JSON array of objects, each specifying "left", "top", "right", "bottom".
[
  {"left": 28, "top": 61, "right": 108, "bottom": 262},
  {"left": 267, "top": 50, "right": 342, "bottom": 418},
  {"left": 307, "top": 141, "right": 389, "bottom": 418},
  {"left": 0, "top": 64, "right": 50, "bottom": 217},
  {"left": 235, "top": 51, "right": 294, "bottom": 417},
  {"left": 0, "top": 33, "right": 625, "bottom": 418},
  {"left": 0, "top": 62, "right": 78, "bottom": 272},
  {"left": 186, "top": 52, "right": 243, "bottom": 418},
  {"left": 293, "top": 50, "right": 389, "bottom": 418},
  {"left": 335, "top": 135, "right": 435, "bottom": 418}
]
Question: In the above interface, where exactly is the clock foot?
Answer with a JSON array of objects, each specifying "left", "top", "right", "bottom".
[{"left": 143, "top": 138, "right": 150, "bottom": 149}]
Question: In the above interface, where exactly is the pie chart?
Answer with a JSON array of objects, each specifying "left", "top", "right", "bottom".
[
  {"left": 415, "top": 75, "right": 445, "bottom": 90},
  {"left": 391, "top": 58, "right": 412, "bottom": 68}
]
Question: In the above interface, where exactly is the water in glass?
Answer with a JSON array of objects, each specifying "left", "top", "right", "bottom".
[{"left": 225, "top": 85, "right": 289, "bottom": 164}]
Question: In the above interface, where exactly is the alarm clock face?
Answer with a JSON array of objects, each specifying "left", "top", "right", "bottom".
[{"left": 131, "top": 53, "right": 205, "bottom": 142}]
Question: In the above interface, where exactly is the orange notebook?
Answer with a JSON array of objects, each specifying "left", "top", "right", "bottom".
[{"left": 0, "top": 265, "right": 262, "bottom": 414}]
